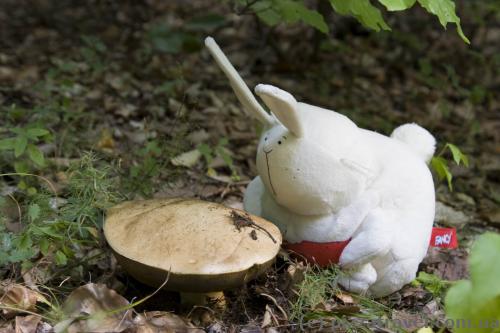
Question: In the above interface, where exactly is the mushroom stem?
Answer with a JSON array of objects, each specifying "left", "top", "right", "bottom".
[{"left": 180, "top": 291, "right": 225, "bottom": 307}]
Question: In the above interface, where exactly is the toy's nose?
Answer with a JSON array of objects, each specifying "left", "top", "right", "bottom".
[{"left": 263, "top": 136, "right": 272, "bottom": 152}]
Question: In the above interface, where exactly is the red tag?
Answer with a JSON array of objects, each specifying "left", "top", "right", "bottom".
[{"left": 429, "top": 227, "right": 458, "bottom": 249}]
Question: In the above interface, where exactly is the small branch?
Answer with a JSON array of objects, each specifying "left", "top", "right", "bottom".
[{"left": 230, "top": 210, "right": 277, "bottom": 243}]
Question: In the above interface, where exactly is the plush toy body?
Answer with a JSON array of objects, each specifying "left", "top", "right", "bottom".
[{"left": 205, "top": 37, "right": 436, "bottom": 297}]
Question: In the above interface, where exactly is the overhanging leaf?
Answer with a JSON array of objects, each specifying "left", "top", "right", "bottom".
[
  {"left": 276, "top": 0, "right": 329, "bottom": 33},
  {"left": 378, "top": 0, "right": 416, "bottom": 11},
  {"left": 185, "top": 14, "right": 226, "bottom": 31},
  {"left": 417, "top": 0, "right": 469, "bottom": 43},
  {"left": 329, "top": 0, "right": 390, "bottom": 31}
]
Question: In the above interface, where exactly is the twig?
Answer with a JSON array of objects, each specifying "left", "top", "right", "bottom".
[
  {"left": 235, "top": 0, "right": 261, "bottom": 15},
  {"left": 0, "top": 173, "right": 58, "bottom": 197},
  {"left": 260, "top": 292, "right": 288, "bottom": 320},
  {"left": 230, "top": 210, "right": 277, "bottom": 243},
  {"left": 6, "top": 193, "right": 22, "bottom": 225}
]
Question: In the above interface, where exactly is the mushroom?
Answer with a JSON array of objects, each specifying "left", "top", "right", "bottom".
[{"left": 104, "top": 198, "right": 282, "bottom": 305}]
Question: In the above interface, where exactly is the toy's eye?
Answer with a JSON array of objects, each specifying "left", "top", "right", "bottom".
[
  {"left": 278, "top": 141, "right": 282, "bottom": 145},
  {"left": 264, "top": 137, "right": 268, "bottom": 141}
]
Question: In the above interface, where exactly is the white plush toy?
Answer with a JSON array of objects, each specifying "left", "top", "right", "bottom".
[{"left": 205, "top": 37, "right": 436, "bottom": 297}]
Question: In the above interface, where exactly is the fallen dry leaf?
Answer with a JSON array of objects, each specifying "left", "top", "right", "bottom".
[
  {"left": 34, "top": 321, "right": 53, "bottom": 333},
  {"left": 171, "top": 149, "right": 201, "bottom": 168},
  {"left": 54, "top": 283, "right": 132, "bottom": 333},
  {"left": 422, "top": 247, "right": 468, "bottom": 280},
  {"left": 96, "top": 128, "right": 115, "bottom": 150},
  {"left": 0, "top": 321, "right": 15, "bottom": 333},
  {"left": 281, "top": 262, "right": 306, "bottom": 296},
  {"left": 392, "top": 310, "right": 426, "bottom": 332},
  {"left": 335, "top": 292, "right": 355, "bottom": 305},
  {"left": 130, "top": 311, "right": 204, "bottom": 333},
  {"left": 15, "top": 315, "right": 41, "bottom": 333},
  {"left": 0, "top": 282, "right": 47, "bottom": 318},
  {"left": 261, "top": 305, "right": 273, "bottom": 328}
]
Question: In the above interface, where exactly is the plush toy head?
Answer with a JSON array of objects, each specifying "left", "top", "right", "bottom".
[
  {"left": 253, "top": 84, "right": 374, "bottom": 215},
  {"left": 205, "top": 37, "right": 375, "bottom": 215}
]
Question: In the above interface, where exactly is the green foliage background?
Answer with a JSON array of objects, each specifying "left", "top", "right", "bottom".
[{"left": 241, "top": 0, "right": 469, "bottom": 43}]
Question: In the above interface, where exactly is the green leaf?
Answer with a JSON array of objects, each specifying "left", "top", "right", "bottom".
[
  {"left": 10, "top": 127, "right": 25, "bottom": 135},
  {"left": 14, "top": 161, "right": 30, "bottom": 174},
  {"left": 257, "top": 10, "right": 282, "bottom": 26},
  {"left": 445, "top": 233, "right": 500, "bottom": 333},
  {"left": 8, "top": 248, "right": 36, "bottom": 263},
  {"left": 185, "top": 14, "right": 226, "bottom": 31},
  {"left": 216, "top": 146, "right": 234, "bottom": 169},
  {"left": 18, "top": 233, "right": 33, "bottom": 251},
  {"left": 28, "top": 204, "right": 40, "bottom": 222},
  {"left": 33, "top": 226, "right": 64, "bottom": 239},
  {"left": 40, "top": 238, "right": 50, "bottom": 256},
  {"left": 416, "top": 271, "right": 448, "bottom": 296},
  {"left": 0, "top": 138, "right": 15, "bottom": 150},
  {"left": 27, "top": 144, "right": 45, "bottom": 166},
  {"left": 55, "top": 250, "right": 68, "bottom": 266},
  {"left": 26, "top": 128, "right": 49, "bottom": 138},
  {"left": 81, "top": 35, "right": 107, "bottom": 53},
  {"left": 431, "top": 156, "right": 453, "bottom": 190},
  {"left": 197, "top": 143, "right": 214, "bottom": 165},
  {"left": 446, "top": 143, "right": 469, "bottom": 167},
  {"left": 378, "top": 0, "right": 416, "bottom": 11},
  {"left": 329, "top": 0, "right": 390, "bottom": 31},
  {"left": 417, "top": 0, "right": 469, "bottom": 43},
  {"left": 252, "top": 1, "right": 282, "bottom": 26},
  {"left": 14, "top": 136, "right": 28, "bottom": 157},
  {"left": 217, "top": 137, "right": 229, "bottom": 147},
  {"left": 276, "top": 0, "right": 329, "bottom": 33},
  {"left": 467, "top": 233, "right": 500, "bottom": 301}
]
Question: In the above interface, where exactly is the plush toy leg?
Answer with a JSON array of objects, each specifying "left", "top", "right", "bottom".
[
  {"left": 327, "top": 190, "right": 380, "bottom": 240},
  {"left": 368, "top": 257, "right": 420, "bottom": 297},
  {"left": 338, "top": 209, "right": 392, "bottom": 269},
  {"left": 243, "top": 176, "right": 265, "bottom": 216},
  {"left": 338, "top": 263, "right": 377, "bottom": 294}
]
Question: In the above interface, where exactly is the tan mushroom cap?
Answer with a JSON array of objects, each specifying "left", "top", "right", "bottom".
[{"left": 104, "top": 198, "right": 282, "bottom": 292}]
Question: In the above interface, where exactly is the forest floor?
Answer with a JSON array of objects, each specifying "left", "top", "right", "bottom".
[{"left": 0, "top": 1, "right": 499, "bottom": 332}]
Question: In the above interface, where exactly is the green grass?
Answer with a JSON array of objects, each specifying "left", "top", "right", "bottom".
[
  {"left": 289, "top": 264, "right": 400, "bottom": 332},
  {"left": 0, "top": 152, "right": 123, "bottom": 280}
]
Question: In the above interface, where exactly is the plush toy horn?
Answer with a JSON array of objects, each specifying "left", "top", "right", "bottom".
[{"left": 205, "top": 37, "right": 274, "bottom": 126}]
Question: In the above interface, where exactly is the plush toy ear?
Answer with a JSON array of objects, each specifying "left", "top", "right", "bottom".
[
  {"left": 205, "top": 37, "right": 274, "bottom": 127},
  {"left": 255, "top": 84, "right": 304, "bottom": 137}
]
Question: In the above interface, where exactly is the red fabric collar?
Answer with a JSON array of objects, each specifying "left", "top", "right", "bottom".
[{"left": 284, "top": 227, "right": 457, "bottom": 267}]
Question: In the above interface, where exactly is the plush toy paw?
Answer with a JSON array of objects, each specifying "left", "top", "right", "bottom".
[
  {"left": 338, "top": 263, "right": 377, "bottom": 295},
  {"left": 367, "top": 258, "right": 420, "bottom": 297},
  {"left": 338, "top": 209, "right": 392, "bottom": 269}
]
